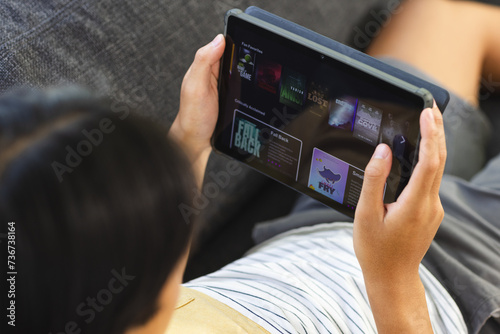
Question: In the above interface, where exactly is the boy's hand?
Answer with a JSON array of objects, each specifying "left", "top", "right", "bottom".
[
  {"left": 353, "top": 103, "right": 446, "bottom": 333},
  {"left": 169, "top": 34, "right": 225, "bottom": 187}
]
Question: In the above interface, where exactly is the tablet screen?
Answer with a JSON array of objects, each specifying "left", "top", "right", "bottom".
[{"left": 213, "top": 15, "right": 426, "bottom": 217}]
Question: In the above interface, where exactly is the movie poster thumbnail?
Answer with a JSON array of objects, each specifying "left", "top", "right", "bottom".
[
  {"left": 353, "top": 101, "right": 383, "bottom": 146},
  {"left": 256, "top": 59, "right": 282, "bottom": 94},
  {"left": 328, "top": 97, "right": 357, "bottom": 130},
  {"left": 279, "top": 67, "right": 306, "bottom": 109},
  {"left": 308, "top": 148, "right": 349, "bottom": 204},
  {"left": 231, "top": 117, "right": 262, "bottom": 158},
  {"left": 305, "top": 81, "right": 331, "bottom": 117},
  {"left": 236, "top": 45, "right": 256, "bottom": 82}
]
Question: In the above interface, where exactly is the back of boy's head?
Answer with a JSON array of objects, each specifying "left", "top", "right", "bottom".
[{"left": 0, "top": 88, "right": 195, "bottom": 333}]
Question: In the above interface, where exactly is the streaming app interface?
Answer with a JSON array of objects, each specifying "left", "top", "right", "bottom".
[{"left": 215, "top": 17, "right": 423, "bottom": 215}]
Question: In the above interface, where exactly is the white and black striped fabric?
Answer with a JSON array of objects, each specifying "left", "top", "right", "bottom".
[{"left": 186, "top": 223, "right": 467, "bottom": 334}]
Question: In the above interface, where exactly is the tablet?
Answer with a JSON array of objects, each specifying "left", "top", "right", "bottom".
[{"left": 212, "top": 9, "right": 434, "bottom": 217}]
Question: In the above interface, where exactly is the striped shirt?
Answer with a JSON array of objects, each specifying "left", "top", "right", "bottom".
[{"left": 185, "top": 223, "right": 467, "bottom": 333}]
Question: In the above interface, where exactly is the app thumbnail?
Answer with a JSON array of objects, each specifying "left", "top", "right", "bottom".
[
  {"left": 305, "top": 81, "right": 330, "bottom": 117},
  {"left": 279, "top": 67, "right": 306, "bottom": 109},
  {"left": 237, "top": 45, "right": 256, "bottom": 82},
  {"left": 353, "top": 101, "right": 382, "bottom": 146},
  {"left": 328, "top": 97, "right": 357, "bottom": 130},
  {"left": 308, "top": 148, "right": 349, "bottom": 204},
  {"left": 256, "top": 60, "right": 282, "bottom": 94}
]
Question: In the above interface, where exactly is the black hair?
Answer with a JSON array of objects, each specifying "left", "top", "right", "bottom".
[{"left": 0, "top": 88, "right": 196, "bottom": 333}]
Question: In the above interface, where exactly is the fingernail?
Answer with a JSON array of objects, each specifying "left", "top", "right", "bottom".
[
  {"left": 373, "top": 144, "right": 390, "bottom": 159},
  {"left": 426, "top": 107, "right": 435, "bottom": 123},
  {"left": 211, "top": 34, "right": 223, "bottom": 48},
  {"left": 433, "top": 100, "right": 437, "bottom": 109}
]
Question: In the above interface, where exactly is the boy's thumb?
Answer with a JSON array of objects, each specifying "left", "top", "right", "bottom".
[{"left": 357, "top": 144, "right": 392, "bottom": 211}]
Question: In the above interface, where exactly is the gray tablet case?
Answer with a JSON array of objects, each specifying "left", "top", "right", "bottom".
[{"left": 244, "top": 6, "right": 450, "bottom": 112}]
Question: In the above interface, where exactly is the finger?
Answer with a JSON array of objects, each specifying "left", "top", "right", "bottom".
[
  {"left": 404, "top": 107, "right": 442, "bottom": 201},
  {"left": 356, "top": 144, "right": 392, "bottom": 219},
  {"left": 210, "top": 35, "right": 225, "bottom": 80},
  {"left": 188, "top": 34, "right": 225, "bottom": 83},
  {"left": 430, "top": 102, "right": 447, "bottom": 195}
]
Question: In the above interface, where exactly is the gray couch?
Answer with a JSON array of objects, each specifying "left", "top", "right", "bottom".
[{"left": 1, "top": 0, "right": 499, "bottom": 280}]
